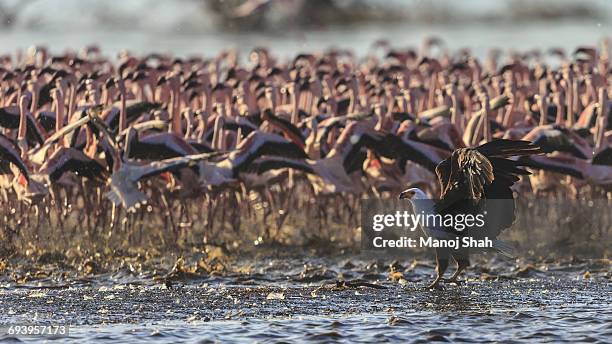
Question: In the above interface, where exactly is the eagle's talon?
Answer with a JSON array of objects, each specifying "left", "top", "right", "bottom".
[
  {"left": 442, "top": 278, "right": 462, "bottom": 285},
  {"left": 425, "top": 282, "right": 444, "bottom": 290}
]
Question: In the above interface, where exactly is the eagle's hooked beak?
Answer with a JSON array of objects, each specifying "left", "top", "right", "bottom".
[{"left": 399, "top": 188, "right": 417, "bottom": 200}]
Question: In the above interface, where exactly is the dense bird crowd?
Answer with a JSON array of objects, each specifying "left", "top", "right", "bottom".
[{"left": 0, "top": 39, "right": 610, "bottom": 238}]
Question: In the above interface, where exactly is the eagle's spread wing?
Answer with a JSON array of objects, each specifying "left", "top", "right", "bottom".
[
  {"left": 435, "top": 148, "right": 494, "bottom": 214},
  {"left": 434, "top": 139, "right": 541, "bottom": 237}
]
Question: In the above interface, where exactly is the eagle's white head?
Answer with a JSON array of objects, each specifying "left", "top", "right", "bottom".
[
  {"left": 398, "top": 187, "right": 436, "bottom": 231},
  {"left": 399, "top": 187, "right": 429, "bottom": 200}
]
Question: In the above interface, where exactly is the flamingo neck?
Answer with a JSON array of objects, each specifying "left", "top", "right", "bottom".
[
  {"left": 347, "top": 89, "right": 356, "bottom": 115},
  {"left": 555, "top": 93, "right": 565, "bottom": 125},
  {"left": 102, "top": 85, "right": 110, "bottom": 105},
  {"left": 85, "top": 126, "right": 98, "bottom": 159},
  {"left": 212, "top": 115, "right": 225, "bottom": 151},
  {"left": 427, "top": 72, "right": 438, "bottom": 109},
  {"left": 118, "top": 81, "right": 127, "bottom": 133},
  {"left": 567, "top": 78, "right": 577, "bottom": 126},
  {"left": 235, "top": 127, "right": 243, "bottom": 148},
  {"left": 170, "top": 83, "right": 182, "bottom": 135},
  {"left": 539, "top": 95, "right": 548, "bottom": 126},
  {"left": 138, "top": 81, "right": 146, "bottom": 102},
  {"left": 184, "top": 110, "right": 194, "bottom": 139},
  {"left": 18, "top": 96, "right": 28, "bottom": 143},
  {"left": 450, "top": 93, "right": 462, "bottom": 133},
  {"left": 595, "top": 88, "right": 608, "bottom": 149},
  {"left": 482, "top": 101, "right": 492, "bottom": 142},
  {"left": 54, "top": 93, "right": 65, "bottom": 133},
  {"left": 306, "top": 117, "right": 319, "bottom": 158},
  {"left": 29, "top": 83, "right": 40, "bottom": 115},
  {"left": 68, "top": 84, "right": 77, "bottom": 123},
  {"left": 291, "top": 88, "right": 300, "bottom": 125}
]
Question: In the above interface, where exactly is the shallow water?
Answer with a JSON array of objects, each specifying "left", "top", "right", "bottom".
[
  {"left": 1, "top": 256, "right": 610, "bottom": 343},
  {"left": 34, "top": 306, "right": 612, "bottom": 343},
  {"left": 4, "top": 20, "right": 611, "bottom": 60},
  {"left": 2, "top": 0, "right": 612, "bottom": 58}
]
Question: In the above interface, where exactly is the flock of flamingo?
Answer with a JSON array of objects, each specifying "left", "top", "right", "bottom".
[{"left": 0, "top": 39, "right": 610, "bottom": 241}]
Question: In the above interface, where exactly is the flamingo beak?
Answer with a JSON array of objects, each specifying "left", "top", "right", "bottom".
[{"left": 17, "top": 173, "right": 28, "bottom": 187}]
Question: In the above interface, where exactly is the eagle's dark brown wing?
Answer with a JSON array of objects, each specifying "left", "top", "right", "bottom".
[
  {"left": 434, "top": 139, "right": 541, "bottom": 237},
  {"left": 434, "top": 147, "right": 494, "bottom": 214}
]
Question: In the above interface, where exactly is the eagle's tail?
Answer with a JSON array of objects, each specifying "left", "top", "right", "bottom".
[{"left": 492, "top": 240, "right": 516, "bottom": 258}]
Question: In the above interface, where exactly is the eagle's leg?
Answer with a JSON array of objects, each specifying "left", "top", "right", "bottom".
[
  {"left": 445, "top": 249, "right": 470, "bottom": 283},
  {"left": 445, "top": 258, "right": 470, "bottom": 283},
  {"left": 427, "top": 248, "right": 449, "bottom": 289}
]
